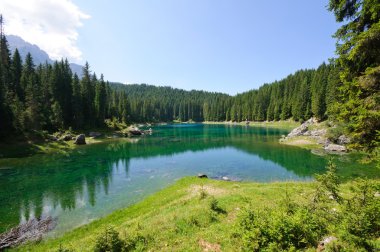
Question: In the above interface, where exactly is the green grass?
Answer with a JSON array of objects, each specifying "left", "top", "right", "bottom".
[
  {"left": 15, "top": 175, "right": 380, "bottom": 252},
  {"left": 280, "top": 136, "right": 322, "bottom": 150},
  {"left": 203, "top": 120, "right": 300, "bottom": 130},
  {"left": 16, "top": 177, "right": 312, "bottom": 251}
]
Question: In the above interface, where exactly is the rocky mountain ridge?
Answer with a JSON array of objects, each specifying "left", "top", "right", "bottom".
[{"left": 6, "top": 35, "right": 83, "bottom": 78}]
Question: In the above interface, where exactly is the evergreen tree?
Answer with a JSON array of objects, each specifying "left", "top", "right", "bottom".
[{"left": 328, "top": 0, "right": 380, "bottom": 149}]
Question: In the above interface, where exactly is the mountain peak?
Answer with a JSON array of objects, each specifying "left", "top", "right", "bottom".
[{"left": 6, "top": 35, "right": 83, "bottom": 77}]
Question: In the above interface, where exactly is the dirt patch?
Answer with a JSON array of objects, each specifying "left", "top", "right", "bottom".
[
  {"left": 188, "top": 185, "right": 226, "bottom": 198},
  {"left": 199, "top": 239, "right": 221, "bottom": 252}
]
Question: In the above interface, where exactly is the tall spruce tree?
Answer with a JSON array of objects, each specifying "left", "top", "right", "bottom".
[{"left": 328, "top": 0, "right": 380, "bottom": 149}]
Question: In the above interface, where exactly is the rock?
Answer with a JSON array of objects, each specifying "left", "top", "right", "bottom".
[
  {"left": 129, "top": 130, "right": 142, "bottom": 136},
  {"left": 74, "top": 134, "right": 86, "bottom": 145},
  {"left": 337, "top": 135, "right": 351, "bottom": 145},
  {"left": 197, "top": 173, "right": 208, "bottom": 178},
  {"left": 59, "top": 134, "right": 72, "bottom": 141},
  {"left": 310, "top": 129, "right": 327, "bottom": 137},
  {"left": 324, "top": 144, "right": 347, "bottom": 152},
  {"left": 222, "top": 176, "right": 230, "bottom": 181},
  {"left": 374, "top": 191, "right": 380, "bottom": 197},
  {"left": 48, "top": 135, "right": 58, "bottom": 141},
  {"left": 89, "top": 131, "right": 102, "bottom": 138},
  {"left": 287, "top": 123, "right": 309, "bottom": 137},
  {"left": 317, "top": 236, "right": 337, "bottom": 251}
]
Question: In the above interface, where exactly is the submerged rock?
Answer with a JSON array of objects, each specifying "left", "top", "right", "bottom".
[{"left": 74, "top": 134, "right": 86, "bottom": 145}]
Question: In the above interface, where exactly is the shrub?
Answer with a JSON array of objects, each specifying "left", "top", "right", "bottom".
[
  {"left": 199, "top": 185, "right": 208, "bottom": 200},
  {"left": 339, "top": 179, "right": 380, "bottom": 250},
  {"left": 326, "top": 124, "right": 345, "bottom": 143},
  {"left": 236, "top": 205, "right": 327, "bottom": 251},
  {"left": 94, "top": 226, "right": 124, "bottom": 252},
  {"left": 124, "top": 232, "right": 148, "bottom": 252},
  {"left": 209, "top": 198, "right": 226, "bottom": 214}
]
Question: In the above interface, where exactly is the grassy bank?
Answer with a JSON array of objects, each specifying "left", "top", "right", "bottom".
[
  {"left": 16, "top": 175, "right": 380, "bottom": 251},
  {"left": 0, "top": 133, "right": 104, "bottom": 159},
  {"left": 203, "top": 120, "right": 300, "bottom": 130}
]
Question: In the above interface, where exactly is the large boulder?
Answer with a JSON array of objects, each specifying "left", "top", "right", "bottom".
[
  {"left": 74, "top": 134, "right": 86, "bottom": 145},
  {"left": 324, "top": 144, "right": 346, "bottom": 152}
]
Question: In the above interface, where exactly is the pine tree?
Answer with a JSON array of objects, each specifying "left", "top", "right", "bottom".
[{"left": 95, "top": 74, "right": 107, "bottom": 126}]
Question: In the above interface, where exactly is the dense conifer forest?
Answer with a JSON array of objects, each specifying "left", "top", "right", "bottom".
[{"left": 0, "top": 0, "right": 379, "bottom": 151}]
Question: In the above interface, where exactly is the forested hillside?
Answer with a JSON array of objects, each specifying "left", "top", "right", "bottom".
[{"left": 0, "top": 0, "right": 379, "bottom": 151}]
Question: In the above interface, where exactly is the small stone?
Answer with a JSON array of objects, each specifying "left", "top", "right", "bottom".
[
  {"left": 197, "top": 173, "right": 208, "bottom": 178},
  {"left": 222, "top": 176, "right": 230, "bottom": 181},
  {"left": 59, "top": 134, "right": 72, "bottom": 141},
  {"left": 374, "top": 192, "right": 380, "bottom": 197}
]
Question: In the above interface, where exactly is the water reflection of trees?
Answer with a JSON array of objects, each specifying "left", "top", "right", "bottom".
[{"left": 0, "top": 125, "right": 325, "bottom": 232}]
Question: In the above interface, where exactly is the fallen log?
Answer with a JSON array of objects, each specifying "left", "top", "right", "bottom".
[{"left": 0, "top": 216, "right": 56, "bottom": 249}]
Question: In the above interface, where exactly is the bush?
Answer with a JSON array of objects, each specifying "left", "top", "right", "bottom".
[
  {"left": 209, "top": 198, "right": 226, "bottom": 214},
  {"left": 326, "top": 124, "right": 345, "bottom": 143},
  {"left": 339, "top": 179, "right": 380, "bottom": 250},
  {"left": 94, "top": 226, "right": 124, "bottom": 252},
  {"left": 236, "top": 206, "right": 327, "bottom": 251},
  {"left": 123, "top": 232, "right": 148, "bottom": 252},
  {"left": 234, "top": 161, "right": 380, "bottom": 251}
]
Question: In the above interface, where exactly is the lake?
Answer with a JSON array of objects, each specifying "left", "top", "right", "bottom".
[{"left": 0, "top": 123, "right": 373, "bottom": 235}]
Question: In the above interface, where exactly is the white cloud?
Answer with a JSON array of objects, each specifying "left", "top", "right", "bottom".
[{"left": 0, "top": 0, "right": 90, "bottom": 62}]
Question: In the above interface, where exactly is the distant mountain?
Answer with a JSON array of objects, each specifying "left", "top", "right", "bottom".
[{"left": 6, "top": 35, "right": 83, "bottom": 78}]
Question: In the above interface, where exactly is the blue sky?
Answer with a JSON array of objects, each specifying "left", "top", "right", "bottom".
[{"left": 2, "top": 0, "right": 340, "bottom": 95}]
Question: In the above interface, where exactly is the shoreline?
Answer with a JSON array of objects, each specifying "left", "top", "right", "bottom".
[
  {"left": 0, "top": 121, "right": 300, "bottom": 159},
  {"left": 14, "top": 176, "right": 380, "bottom": 251}
]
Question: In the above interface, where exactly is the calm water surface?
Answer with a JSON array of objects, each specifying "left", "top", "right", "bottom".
[{"left": 0, "top": 124, "right": 369, "bottom": 235}]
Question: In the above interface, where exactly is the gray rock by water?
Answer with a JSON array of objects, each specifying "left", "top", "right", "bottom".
[
  {"left": 197, "top": 173, "right": 208, "bottom": 178},
  {"left": 74, "top": 134, "right": 86, "bottom": 145},
  {"left": 324, "top": 144, "right": 346, "bottom": 152}
]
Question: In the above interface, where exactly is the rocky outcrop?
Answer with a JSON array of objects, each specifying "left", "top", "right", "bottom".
[
  {"left": 74, "top": 134, "right": 86, "bottom": 145},
  {"left": 283, "top": 118, "right": 348, "bottom": 153}
]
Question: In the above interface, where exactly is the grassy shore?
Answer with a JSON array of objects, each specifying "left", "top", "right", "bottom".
[
  {"left": 0, "top": 133, "right": 105, "bottom": 159},
  {"left": 15, "top": 176, "right": 380, "bottom": 251},
  {"left": 203, "top": 120, "right": 300, "bottom": 130}
]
